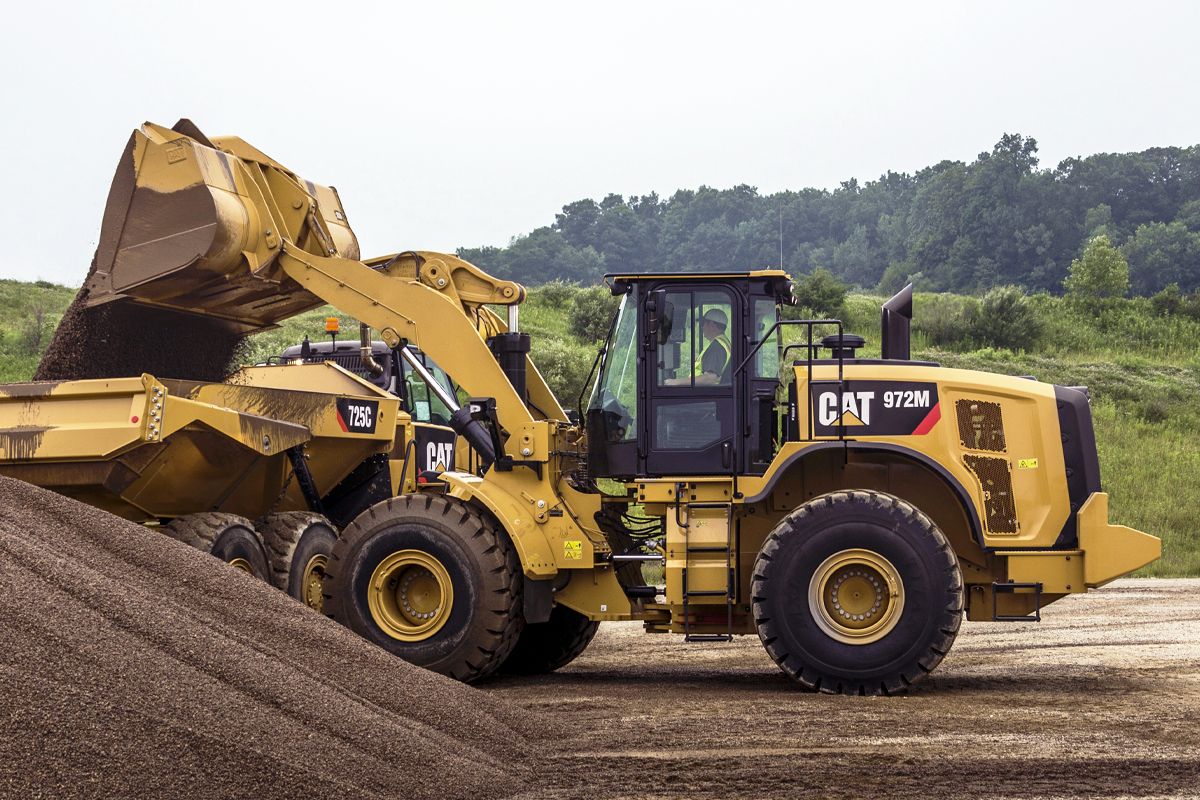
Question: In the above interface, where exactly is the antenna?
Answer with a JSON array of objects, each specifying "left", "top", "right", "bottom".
[{"left": 778, "top": 201, "right": 784, "bottom": 269}]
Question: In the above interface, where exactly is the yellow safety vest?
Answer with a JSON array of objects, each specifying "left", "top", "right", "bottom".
[{"left": 694, "top": 334, "right": 731, "bottom": 379}]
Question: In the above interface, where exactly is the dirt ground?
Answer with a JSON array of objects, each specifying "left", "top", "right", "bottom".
[{"left": 490, "top": 579, "right": 1200, "bottom": 800}]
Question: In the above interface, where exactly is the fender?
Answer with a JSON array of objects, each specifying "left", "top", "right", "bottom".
[
  {"left": 745, "top": 441, "right": 986, "bottom": 548},
  {"left": 437, "top": 470, "right": 560, "bottom": 578}
]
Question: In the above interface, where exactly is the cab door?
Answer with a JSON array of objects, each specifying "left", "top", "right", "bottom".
[{"left": 641, "top": 284, "right": 738, "bottom": 476}]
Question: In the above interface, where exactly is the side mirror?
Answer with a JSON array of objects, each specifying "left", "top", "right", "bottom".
[
  {"left": 645, "top": 289, "right": 675, "bottom": 346},
  {"left": 645, "top": 289, "right": 666, "bottom": 342}
]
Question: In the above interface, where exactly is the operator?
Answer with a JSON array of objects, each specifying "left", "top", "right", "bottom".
[{"left": 666, "top": 308, "right": 731, "bottom": 386}]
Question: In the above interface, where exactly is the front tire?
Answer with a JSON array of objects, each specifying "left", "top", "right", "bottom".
[
  {"left": 323, "top": 494, "right": 524, "bottom": 682},
  {"left": 752, "top": 490, "right": 963, "bottom": 695},
  {"left": 499, "top": 605, "right": 599, "bottom": 675}
]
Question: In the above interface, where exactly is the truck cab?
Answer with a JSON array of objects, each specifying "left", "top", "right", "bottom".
[{"left": 277, "top": 339, "right": 459, "bottom": 478}]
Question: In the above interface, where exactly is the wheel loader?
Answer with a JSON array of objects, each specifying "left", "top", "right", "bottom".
[{"left": 0, "top": 121, "right": 1160, "bottom": 694}]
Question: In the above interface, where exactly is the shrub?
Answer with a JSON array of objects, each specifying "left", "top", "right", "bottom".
[
  {"left": 530, "top": 337, "right": 597, "bottom": 410},
  {"left": 791, "top": 268, "right": 847, "bottom": 319},
  {"left": 1180, "top": 291, "right": 1200, "bottom": 321},
  {"left": 876, "top": 260, "right": 920, "bottom": 295},
  {"left": 965, "top": 286, "right": 1044, "bottom": 351},
  {"left": 20, "top": 303, "right": 50, "bottom": 356},
  {"left": 1136, "top": 398, "right": 1170, "bottom": 425},
  {"left": 1152, "top": 284, "right": 1183, "bottom": 316},
  {"left": 529, "top": 280, "right": 576, "bottom": 307},
  {"left": 568, "top": 286, "right": 619, "bottom": 343},
  {"left": 912, "top": 293, "right": 978, "bottom": 351}
]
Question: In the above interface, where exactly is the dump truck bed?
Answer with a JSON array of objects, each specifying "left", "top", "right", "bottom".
[{"left": 0, "top": 363, "right": 400, "bottom": 522}]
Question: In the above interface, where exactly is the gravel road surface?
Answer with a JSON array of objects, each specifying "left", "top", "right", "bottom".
[{"left": 492, "top": 579, "right": 1200, "bottom": 799}]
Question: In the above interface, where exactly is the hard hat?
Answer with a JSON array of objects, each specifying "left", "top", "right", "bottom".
[{"left": 702, "top": 308, "right": 728, "bottom": 329}]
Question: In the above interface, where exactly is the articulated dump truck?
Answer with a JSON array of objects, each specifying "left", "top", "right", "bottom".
[{"left": 0, "top": 120, "right": 1160, "bottom": 694}]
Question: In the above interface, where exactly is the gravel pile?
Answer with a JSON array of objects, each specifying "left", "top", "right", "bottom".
[
  {"left": 0, "top": 477, "right": 539, "bottom": 799},
  {"left": 34, "top": 277, "right": 243, "bottom": 382}
]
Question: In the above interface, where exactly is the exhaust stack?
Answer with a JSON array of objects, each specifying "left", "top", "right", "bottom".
[{"left": 881, "top": 283, "right": 913, "bottom": 361}]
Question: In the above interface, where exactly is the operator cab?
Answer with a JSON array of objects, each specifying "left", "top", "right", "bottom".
[{"left": 586, "top": 270, "right": 796, "bottom": 480}]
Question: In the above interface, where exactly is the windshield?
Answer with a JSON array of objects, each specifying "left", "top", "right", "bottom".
[
  {"left": 587, "top": 291, "right": 638, "bottom": 442},
  {"left": 399, "top": 349, "right": 457, "bottom": 426}
]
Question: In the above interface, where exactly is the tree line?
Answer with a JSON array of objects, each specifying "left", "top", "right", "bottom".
[{"left": 458, "top": 134, "right": 1200, "bottom": 296}]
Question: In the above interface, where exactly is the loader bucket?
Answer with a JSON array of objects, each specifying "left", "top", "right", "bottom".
[{"left": 83, "top": 120, "right": 360, "bottom": 332}]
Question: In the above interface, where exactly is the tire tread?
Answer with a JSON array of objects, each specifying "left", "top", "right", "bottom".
[
  {"left": 752, "top": 489, "right": 964, "bottom": 696},
  {"left": 324, "top": 495, "right": 523, "bottom": 683}
]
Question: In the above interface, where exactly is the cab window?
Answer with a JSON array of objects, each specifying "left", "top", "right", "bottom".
[
  {"left": 657, "top": 289, "right": 733, "bottom": 388},
  {"left": 398, "top": 351, "right": 455, "bottom": 426},
  {"left": 753, "top": 298, "right": 780, "bottom": 379}
]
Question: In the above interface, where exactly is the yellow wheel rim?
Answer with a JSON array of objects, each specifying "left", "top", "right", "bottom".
[
  {"left": 809, "top": 548, "right": 905, "bottom": 645},
  {"left": 301, "top": 553, "right": 328, "bottom": 612},
  {"left": 367, "top": 550, "right": 454, "bottom": 642},
  {"left": 228, "top": 557, "right": 254, "bottom": 575}
]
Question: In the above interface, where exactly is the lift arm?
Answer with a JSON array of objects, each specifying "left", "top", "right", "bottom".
[{"left": 278, "top": 245, "right": 536, "bottom": 437}]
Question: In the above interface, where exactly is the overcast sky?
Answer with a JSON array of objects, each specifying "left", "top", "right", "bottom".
[{"left": 3, "top": 1, "right": 1199, "bottom": 284}]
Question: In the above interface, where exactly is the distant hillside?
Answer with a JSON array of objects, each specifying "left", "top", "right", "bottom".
[{"left": 458, "top": 134, "right": 1200, "bottom": 295}]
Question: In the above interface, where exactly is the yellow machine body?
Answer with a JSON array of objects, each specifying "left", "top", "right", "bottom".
[{"left": 633, "top": 361, "right": 1159, "bottom": 635}]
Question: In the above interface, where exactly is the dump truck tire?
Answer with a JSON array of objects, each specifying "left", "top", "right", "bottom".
[
  {"left": 323, "top": 494, "right": 524, "bottom": 683},
  {"left": 752, "top": 490, "right": 963, "bottom": 695},
  {"left": 259, "top": 512, "right": 338, "bottom": 611},
  {"left": 164, "top": 512, "right": 271, "bottom": 582},
  {"left": 499, "top": 605, "right": 600, "bottom": 675}
]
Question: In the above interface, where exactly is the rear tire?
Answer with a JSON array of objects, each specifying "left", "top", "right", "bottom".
[
  {"left": 752, "top": 490, "right": 963, "bottom": 695},
  {"left": 323, "top": 494, "right": 524, "bottom": 683},
  {"left": 259, "top": 512, "right": 338, "bottom": 611},
  {"left": 499, "top": 605, "right": 599, "bottom": 675},
  {"left": 164, "top": 512, "right": 271, "bottom": 582}
]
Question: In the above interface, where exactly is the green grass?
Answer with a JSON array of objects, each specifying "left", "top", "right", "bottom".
[
  {"left": 0, "top": 279, "right": 77, "bottom": 382},
  {"left": 1, "top": 279, "right": 1195, "bottom": 575},
  {"left": 1091, "top": 401, "right": 1200, "bottom": 577}
]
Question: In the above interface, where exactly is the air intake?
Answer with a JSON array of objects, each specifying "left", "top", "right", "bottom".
[
  {"left": 956, "top": 399, "right": 1006, "bottom": 452},
  {"left": 964, "top": 454, "right": 1019, "bottom": 534}
]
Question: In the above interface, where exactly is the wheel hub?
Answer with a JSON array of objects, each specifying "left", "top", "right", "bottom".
[
  {"left": 301, "top": 553, "right": 328, "bottom": 612},
  {"left": 228, "top": 557, "right": 253, "bottom": 575},
  {"left": 367, "top": 550, "right": 454, "bottom": 642},
  {"left": 809, "top": 548, "right": 905, "bottom": 644}
]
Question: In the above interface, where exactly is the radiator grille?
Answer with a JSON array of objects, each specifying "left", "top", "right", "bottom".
[
  {"left": 964, "top": 454, "right": 1019, "bottom": 534},
  {"left": 956, "top": 399, "right": 1006, "bottom": 452}
]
